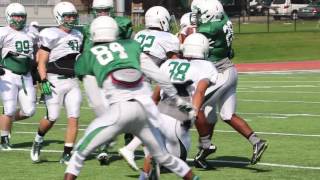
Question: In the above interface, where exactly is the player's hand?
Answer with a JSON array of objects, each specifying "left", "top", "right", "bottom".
[{"left": 40, "top": 79, "right": 55, "bottom": 95}]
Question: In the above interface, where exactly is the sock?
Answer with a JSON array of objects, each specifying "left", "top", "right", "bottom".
[
  {"left": 1, "top": 130, "right": 10, "bottom": 137},
  {"left": 248, "top": 133, "right": 261, "bottom": 145},
  {"left": 199, "top": 135, "right": 211, "bottom": 149},
  {"left": 37, "top": 129, "right": 46, "bottom": 137},
  {"left": 126, "top": 137, "right": 142, "bottom": 151},
  {"left": 34, "top": 134, "right": 44, "bottom": 143},
  {"left": 64, "top": 143, "right": 74, "bottom": 155}
]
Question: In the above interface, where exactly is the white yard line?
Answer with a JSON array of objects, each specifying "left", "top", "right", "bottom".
[
  {"left": 238, "top": 90, "right": 320, "bottom": 94},
  {"left": 238, "top": 99, "right": 320, "bottom": 104},
  {"left": 14, "top": 128, "right": 320, "bottom": 138},
  {"left": 3, "top": 148, "right": 320, "bottom": 171}
]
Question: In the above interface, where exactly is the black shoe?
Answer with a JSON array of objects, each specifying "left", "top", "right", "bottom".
[
  {"left": 97, "top": 152, "right": 109, "bottom": 166},
  {"left": 194, "top": 144, "right": 217, "bottom": 169},
  {"left": 60, "top": 153, "right": 72, "bottom": 165},
  {"left": 251, "top": 139, "right": 268, "bottom": 165},
  {"left": 124, "top": 133, "right": 134, "bottom": 145},
  {"left": 0, "top": 136, "right": 12, "bottom": 150}
]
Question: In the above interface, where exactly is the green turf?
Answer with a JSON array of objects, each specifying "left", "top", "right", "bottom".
[
  {"left": 1, "top": 71, "right": 320, "bottom": 179},
  {"left": 232, "top": 32, "right": 320, "bottom": 63}
]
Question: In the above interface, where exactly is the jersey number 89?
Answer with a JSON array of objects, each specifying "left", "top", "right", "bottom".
[{"left": 91, "top": 42, "right": 128, "bottom": 66}]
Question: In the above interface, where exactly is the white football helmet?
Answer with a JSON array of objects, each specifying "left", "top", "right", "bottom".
[
  {"left": 5, "top": 3, "right": 27, "bottom": 30},
  {"left": 90, "top": 16, "right": 119, "bottom": 42},
  {"left": 180, "top": 12, "right": 192, "bottom": 29},
  {"left": 53, "top": 2, "right": 78, "bottom": 28},
  {"left": 191, "top": 0, "right": 224, "bottom": 23},
  {"left": 145, "top": 6, "right": 171, "bottom": 32},
  {"left": 182, "top": 33, "right": 209, "bottom": 59},
  {"left": 92, "top": 0, "right": 114, "bottom": 17}
]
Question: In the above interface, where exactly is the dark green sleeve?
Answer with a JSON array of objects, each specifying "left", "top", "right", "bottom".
[
  {"left": 82, "top": 24, "right": 93, "bottom": 51},
  {"left": 75, "top": 49, "right": 93, "bottom": 77},
  {"left": 115, "top": 16, "right": 133, "bottom": 39},
  {"left": 197, "top": 22, "right": 219, "bottom": 38}
]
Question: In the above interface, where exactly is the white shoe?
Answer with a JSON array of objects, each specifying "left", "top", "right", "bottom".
[
  {"left": 30, "top": 141, "right": 42, "bottom": 163},
  {"left": 119, "top": 147, "right": 139, "bottom": 171}
]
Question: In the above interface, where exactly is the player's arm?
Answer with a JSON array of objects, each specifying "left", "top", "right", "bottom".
[
  {"left": 152, "top": 85, "right": 161, "bottom": 105},
  {"left": 192, "top": 79, "right": 211, "bottom": 116},
  {"left": 37, "top": 48, "right": 49, "bottom": 80}
]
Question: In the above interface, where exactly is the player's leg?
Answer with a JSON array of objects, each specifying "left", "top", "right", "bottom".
[
  {"left": 65, "top": 100, "right": 143, "bottom": 179},
  {"left": 61, "top": 81, "right": 82, "bottom": 164},
  {"left": 82, "top": 75, "right": 113, "bottom": 165},
  {"left": 219, "top": 67, "right": 268, "bottom": 164},
  {"left": 0, "top": 71, "right": 18, "bottom": 149},
  {"left": 135, "top": 126, "right": 198, "bottom": 180},
  {"left": 16, "top": 74, "right": 36, "bottom": 120},
  {"left": 30, "top": 78, "right": 62, "bottom": 162}
]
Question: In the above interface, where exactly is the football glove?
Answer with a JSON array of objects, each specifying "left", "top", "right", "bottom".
[{"left": 40, "top": 79, "right": 55, "bottom": 96}]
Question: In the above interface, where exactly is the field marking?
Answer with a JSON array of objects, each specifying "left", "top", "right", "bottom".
[
  {"left": 239, "top": 99, "right": 320, "bottom": 104},
  {"left": 239, "top": 81, "right": 320, "bottom": 83},
  {"left": 239, "top": 70, "right": 320, "bottom": 74},
  {"left": 238, "top": 90, "right": 320, "bottom": 94},
  {"left": 13, "top": 128, "right": 320, "bottom": 138},
  {"left": 238, "top": 112, "right": 320, "bottom": 117},
  {"left": 3, "top": 148, "right": 320, "bottom": 171}
]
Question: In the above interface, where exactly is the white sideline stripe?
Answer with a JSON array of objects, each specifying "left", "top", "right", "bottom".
[
  {"left": 4, "top": 148, "right": 320, "bottom": 170},
  {"left": 239, "top": 99, "right": 320, "bottom": 104},
  {"left": 238, "top": 112, "right": 320, "bottom": 117},
  {"left": 238, "top": 90, "right": 320, "bottom": 94},
  {"left": 239, "top": 70, "right": 320, "bottom": 74},
  {"left": 239, "top": 81, "right": 320, "bottom": 83},
  {"left": 14, "top": 129, "right": 320, "bottom": 138}
]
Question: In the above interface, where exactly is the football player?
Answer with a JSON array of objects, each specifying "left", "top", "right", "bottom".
[
  {"left": 64, "top": 15, "right": 199, "bottom": 180},
  {"left": 118, "top": 6, "right": 187, "bottom": 172},
  {"left": 0, "top": 3, "right": 37, "bottom": 150},
  {"left": 30, "top": 2, "right": 83, "bottom": 164},
  {"left": 190, "top": 0, "right": 268, "bottom": 168}
]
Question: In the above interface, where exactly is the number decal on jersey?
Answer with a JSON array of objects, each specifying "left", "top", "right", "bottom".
[
  {"left": 91, "top": 42, "right": 128, "bottom": 66},
  {"left": 135, "top": 34, "right": 155, "bottom": 51},
  {"left": 15, "top": 40, "right": 30, "bottom": 54},
  {"left": 68, "top": 40, "right": 80, "bottom": 51},
  {"left": 168, "top": 61, "right": 190, "bottom": 81},
  {"left": 223, "top": 20, "right": 233, "bottom": 47}
]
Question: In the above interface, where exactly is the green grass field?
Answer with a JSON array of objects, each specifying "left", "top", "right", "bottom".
[
  {"left": 233, "top": 32, "right": 320, "bottom": 63},
  {"left": 1, "top": 71, "right": 320, "bottom": 179}
]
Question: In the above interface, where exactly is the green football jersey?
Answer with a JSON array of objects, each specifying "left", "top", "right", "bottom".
[
  {"left": 75, "top": 39, "right": 142, "bottom": 87},
  {"left": 82, "top": 16, "right": 133, "bottom": 51},
  {"left": 197, "top": 14, "right": 233, "bottom": 62}
]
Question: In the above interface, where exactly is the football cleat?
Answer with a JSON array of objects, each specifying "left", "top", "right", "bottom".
[
  {"left": 60, "top": 153, "right": 72, "bottom": 165},
  {"left": 30, "top": 141, "right": 42, "bottom": 162},
  {"left": 96, "top": 152, "right": 109, "bottom": 166},
  {"left": 1, "top": 136, "right": 12, "bottom": 151},
  {"left": 194, "top": 144, "right": 217, "bottom": 169},
  {"left": 251, "top": 139, "right": 268, "bottom": 165},
  {"left": 119, "top": 147, "right": 139, "bottom": 171}
]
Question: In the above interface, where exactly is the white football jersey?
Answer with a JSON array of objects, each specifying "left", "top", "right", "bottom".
[
  {"left": 134, "top": 29, "right": 179, "bottom": 61},
  {"left": 39, "top": 27, "right": 83, "bottom": 62},
  {"left": 26, "top": 25, "right": 40, "bottom": 48},
  {"left": 0, "top": 26, "right": 35, "bottom": 59},
  {"left": 160, "top": 59, "right": 218, "bottom": 96}
]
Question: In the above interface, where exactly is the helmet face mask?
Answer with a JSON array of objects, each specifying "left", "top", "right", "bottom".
[
  {"left": 92, "top": 0, "right": 114, "bottom": 18},
  {"left": 145, "top": 6, "right": 171, "bottom": 32},
  {"left": 53, "top": 2, "right": 78, "bottom": 29},
  {"left": 6, "top": 3, "right": 27, "bottom": 30}
]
